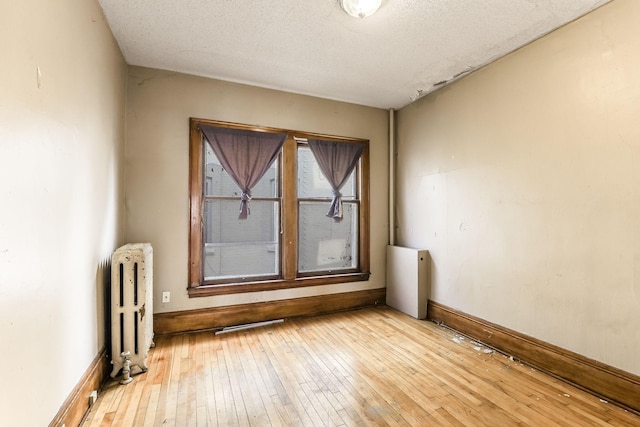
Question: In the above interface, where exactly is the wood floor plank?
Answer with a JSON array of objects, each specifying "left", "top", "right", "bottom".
[
  {"left": 120, "top": 380, "right": 144, "bottom": 426},
  {"left": 277, "top": 324, "right": 354, "bottom": 426},
  {"left": 159, "top": 335, "right": 182, "bottom": 426},
  {"left": 231, "top": 332, "right": 271, "bottom": 426},
  {"left": 211, "top": 343, "right": 233, "bottom": 426},
  {"left": 252, "top": 332, "right": 308, "bottom": 425},
  {"left": 83, "top": 307, "right": 640, "bottom": 427},
  {"left": 83, "top": 381, "right": 118, "bottom": 426},
  {"left": 107, "top": 374, "right": 138, "bottom": 427},
  {"left": 197, "top": 333, "right": 217, "bottom": 426},
  {"left": 174, "top": 356, "right": 193, "bottom": 426},
  {"left": 302, "top": 322, "right": 401, "bottom": 425},
  {"left": 98, "top": 411, "right": 114, "bottom": 427},
  {"left": 221, "top": 338, "right": 252, "bottom": 426},
  {"left": 263, "top": 325, "right": 327, "bottom": 426},
  {"left": 130, "top": 376, "right": 152, "bottom": 426},
  {"left": 237, "top": 332, "right": 286, "bottom": 426},
  {"left": 309, "top": 317, "right": 409, "bottom": 425},
  {"left": 329, "top": 345, "right": 428, "bottom": 424},
  {"left": 141, "top": 384, "right": 161, "bottom": 427}
]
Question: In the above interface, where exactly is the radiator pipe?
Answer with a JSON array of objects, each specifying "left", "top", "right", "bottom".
[
  {"left": 120, "top": 352, "right": 133, "bottom": 385},
  {"left": 389, "top": 108, "right": 396, "bottom": 246}
]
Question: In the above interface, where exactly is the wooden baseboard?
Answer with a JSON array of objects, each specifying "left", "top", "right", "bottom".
[
  {"left": 154, "top": 288, "right": 386, "bottom": 335},
  {"left": 49, "top": 348, "right": 110, "bottom": 427},
  {"left": 427, "top": 300, "right": 640, "bottom": 413}
]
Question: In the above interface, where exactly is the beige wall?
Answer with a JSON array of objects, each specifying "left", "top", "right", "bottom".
[
  {"left": 396, "top": 0, "right": 640, "bottom": 376},
  {"left": 125, "top": 66, "right": 388, "bottom": 313},
  {"left": 0, "top": 0, "right": 126, "bottom": 425}
]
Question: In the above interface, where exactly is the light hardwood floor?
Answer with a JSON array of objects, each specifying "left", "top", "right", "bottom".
[{"left": 83, "top": 307, "right": 640, "bottom": 426}]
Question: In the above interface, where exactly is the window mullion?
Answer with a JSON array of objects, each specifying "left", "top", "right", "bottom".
[{"left": 282, "top": 136, "right": 298, "bottom": 280}]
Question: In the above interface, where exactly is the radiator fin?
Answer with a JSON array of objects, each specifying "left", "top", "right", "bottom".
[
  {"left": 119, "top": 263, "right": 124, "bottom": 307},
  {"left": 133, "top": 262, "right": 138, "bottom": 306},
  {"left": 119, "top": 313, "right": 124, "bottom": 354}
]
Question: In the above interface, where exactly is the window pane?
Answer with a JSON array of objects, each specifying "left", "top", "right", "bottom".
[
  {"left": 297, "top": 145, "right": 355, "bottom": 199},
  {"left": 204, "top": 142, "right": 278, "bottom": 198},
  {"left": 203, "top": 199, "right": 279, "bottom": 280},
  {"left": 298, "top": 201, "right": 358, "bottom": 273}
]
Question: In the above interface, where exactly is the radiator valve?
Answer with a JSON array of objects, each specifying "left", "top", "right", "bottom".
[{"left": 120, "top": 351, "right": 134, "bottom": 385}]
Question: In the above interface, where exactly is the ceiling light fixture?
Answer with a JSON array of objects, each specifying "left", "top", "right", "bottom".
[{"left": 339, "top": 0, "right": 382, "bottom": 18}]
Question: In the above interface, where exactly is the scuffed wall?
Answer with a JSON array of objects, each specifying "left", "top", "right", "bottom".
[
  {"left": 396, "top": 0, "right": 640, "bottom": 375},
  {"left": 0, "top": 0, "right": 126, "bottom": 424},
  {"left": 124, "top": 67, "right": 388, "bottom": 313}
]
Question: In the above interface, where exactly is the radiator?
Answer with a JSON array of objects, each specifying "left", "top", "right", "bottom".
[
  {"left": 110, "top": 243, "right": 154, "bottom": 378},
  {"left": 386, "top": 245, "right": 430, "bottom": 319}
]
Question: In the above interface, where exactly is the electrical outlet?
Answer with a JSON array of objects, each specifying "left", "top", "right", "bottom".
[{"left": 162, "top": 291, "right": 170, "bottom": 303}]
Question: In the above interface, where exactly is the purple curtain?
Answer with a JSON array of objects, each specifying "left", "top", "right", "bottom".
[
  {"left": 307, "top": 139, "right": 366, "bottom": 222},
  {"left": 199, "top": 125, "right": 286, "bottom": 219}
]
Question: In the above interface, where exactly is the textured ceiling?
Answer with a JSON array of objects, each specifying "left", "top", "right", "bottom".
[{"left": 98, "top": 0, "right": 610, "bottom": 109}]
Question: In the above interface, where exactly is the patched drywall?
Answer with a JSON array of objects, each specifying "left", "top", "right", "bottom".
[
  {"left": 124, "top": 67, "right": 388, "bottom": 313},
  {"left": 0, "top": 0, "right": 126, "bottom": 424},
  {"left": 396, "top": 0, "right": 640, "bottom": 375}
]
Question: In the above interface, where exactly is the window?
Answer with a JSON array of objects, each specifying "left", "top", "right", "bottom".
[
  {"left": 189, "top": 118, "right": 370, "bottom": 297},
  {"left": 202, "top": 143, "right": 280, "bottom": 281}
]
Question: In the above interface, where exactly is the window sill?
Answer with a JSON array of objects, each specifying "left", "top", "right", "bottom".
[{"left": 188, "top": 272, "right": 370, "bottom": 298}]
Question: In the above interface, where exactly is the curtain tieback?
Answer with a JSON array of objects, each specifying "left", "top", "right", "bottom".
[
  {"left": 238, "top": 191, "right": 252, "bottom": 219},
  {"left": 328, "top": 189, "right": 344, "bottom": 221}
]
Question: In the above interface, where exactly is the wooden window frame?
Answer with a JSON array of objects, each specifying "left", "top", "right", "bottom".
[{"left": 188, "top": 118, "right": 370, "bottom": 297}]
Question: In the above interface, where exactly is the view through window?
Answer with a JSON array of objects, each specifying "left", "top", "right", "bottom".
[{"left": 189, "top": 119, "right": 370, "bottom": 296}]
